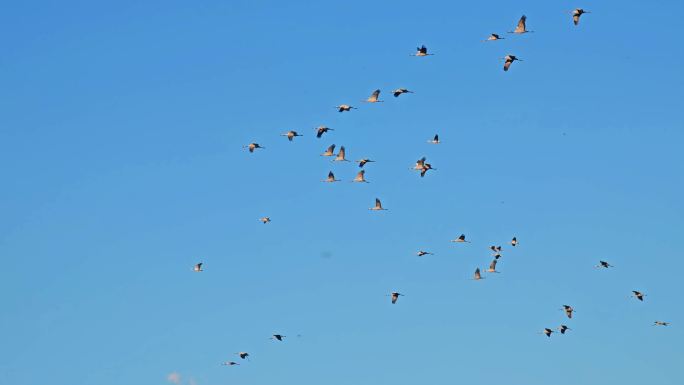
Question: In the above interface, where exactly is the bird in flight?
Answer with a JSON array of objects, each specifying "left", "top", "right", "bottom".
[
  {"left": 631, "top": 291, "right": 646, "bottom": 301},
  {"left": 369, "top": 198, "right": 387, "bottom": 211},
  {"left": 271, "top": 334, "right": 286, "bottom": 341},
  {"left": 322, "top": 171, "right": 340, "bottom": 183},
  {"left": 364, "top": 89, "right": 383, "bottom": 103},
  {"left": 357, "top": 158, "right": 375, "bottom": 168},
  {"left": 653, "top": 321, "right": 670, "bottom": 326},
  {"left": 473, "top": 268, "right": 483, "bottom": 280},
  {"left": 390, "top": 292, "right": 403, "bottom": 304},
  {"left": 260, "top": 217, "right": 271, "bottom": 224},
  {"left": 503, "top": 55, "right": 522, "bottom": 71},
  {"left": 572, "top": 9, "right": 590, "bottom": 25},
  {"left": 559, "top": 325, "right": 571, "bottom": 334},
  {"left": 562, "top": 305, "right": 574, "bottom": 319},
  {"left": 490, "top": 245, "right": 502, "bottom": 254},
  {"left": 487, "top": 259, "right": 500, "bottom": 273},
  {"left": 451, "top": 234, "right": 470, "bottom": 243},
  {"left": 281, "top": 130, "right": 303, "bottom": 141},
  {"left": 193, "top": 263, "right": 203, "bottom": 272},
  {"left": 509, "top": 15, "right": 533, "bottom": 34},
  {"left": 596, "top": 260, "right": 613, "bottom": 268},
  {"left": 336, "top": 104, "right": 356, "bottom": 112},
  {"left": 222, "top": 361, "right": 240, "bottom": 366},
  {"left": 411, "top": 45, "right": 434, "bottom": 56},
  {"left": 235, "top": 352, "right": 250, "bottom": 360},
  {"left": 244, "top": 143, "right": 265, "bottom": 153},
  {"left": 413, "top": 157, "right": 436, "bottom": 177},
  {"left": 511, "top": 237, "right": 518, "bottom": 246},
  {"left": 427, "top": 134, "right": 440, "bottom": 144},
  {"left": 333, "top": 146, "right": 349, "bottom": 162},
  {"left": 393, "top": 88, "right": 414, "bottom": 97},
  {"left": 321, "top": 144, "right": 336, "bottom": 157},
  {"left": 352, "top": 170, "right": 369, "bottom": 183},
  {"left": 417, "top": 250, "right": 434, "bottom": 257},
  {"left": 485, "top": 33, "right": 504, "bottom": 41},
  {"left": 315, "top": 126, "right": 334, "bottom": 138},
  {"left": 542, "top": 328, "right": 554, "bottom": 338}
]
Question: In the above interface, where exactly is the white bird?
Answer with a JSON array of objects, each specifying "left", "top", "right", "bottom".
[
  {"left": 315, "top": 125, "right": 334, "bottom": 138},
  {"left": 393, "top": 88, "right": 414, "bottom": 97},
  {"left": 333, "top": 146, "right": 349, "bottom": 162},
  {"left": 281, "top": 130, "right": 303, "bottom": 141},
  {"left": 369, "top": 198, "right": 387, "bottom": 211},
  {"left": 321, "top": 144, "right": 336, "bottom": 157},
  {"left": 357, "top": 158, "right": 375, "bottom": 168},
  {"left": 427, "top": 134, "right": 440, "bottom": 144},
  {"left": 411, "top": 45, "right": 434, "bottom": 56},
  {"left": 572, "top": 9, "right": 590, "bottom": 26},
  {"left": 503, "top": 55, "right": 522, "bottom": 71},
  {"left": 417, "top": 250, "right": 434, "bottom": 257},
  {"left": 390, "top": 292, "right": 403, "bottom": 304},
  {"left": 336, "top": 104, "right": 356, "bottom": 112},
  {"left": 244, "top": 143, "right": 265, "bottom": 153},
  {"left": 322, "top": 171, "right": 340, "bottom": 183},
  {"left": 364, "top": 89, "right": 383, "bottom": 103},
  {"left": 473, "top": 268, "right": 484, "bottom": 280},
  {"left": 193, "top": 262, "right": 203, "bottom": 272},
  {"left": 352, "top": 170, "right": 369, "bottom": 183},
  {"left": 260, "top": 217, "right": 271, "bottom": 224},
  {"left": 485, "top": 33, "right": 504, "bottom": 41},
  {"left": 487, "top": 259, "right": 499, "bottom": 273},
  {"left": 451, "top": 234, "right": 470, "bottom": 243},
  {"left": 511, "top": 237, "right": 518, "bottom": 246},
  {"left": 509, "top": 15, "right": 533, "bottom": 34}
]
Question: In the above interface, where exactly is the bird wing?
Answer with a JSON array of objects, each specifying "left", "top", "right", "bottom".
[
  {"left": 504, "top": 59, "right": 512, "bottom": 71},
  {"left": 489, "top": 259, "right": 497, "bottom": 270},
  {"left": 573, "top": 13, "right": 580, "bottom": 25},
  {"left": 375, "top": 198, "right": 382, "bottom": 208},
  {"left": 327, "top": 144, "right": 336, "bottom": 154},
  {"left": 474, "top": 268, "right": 481, "bottom": 279},
  {"left": 328, "top": 171, "right": 335, "bottom": 180},
  {"left": 515, "top": 15, "right": 527, "bottom": 32},
  {"left": 368, "top": 89, "right": 380, "bottom": 102},
  {"left": 338, "top": 146, "right": 346, "bottom": 158}
]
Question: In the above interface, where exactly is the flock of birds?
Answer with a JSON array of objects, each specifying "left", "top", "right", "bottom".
[{"left": 190, "top": 9, "right": 671, "bottom": 369}]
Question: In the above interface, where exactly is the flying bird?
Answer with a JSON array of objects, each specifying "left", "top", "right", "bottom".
[
  {"left": 487, "top": 259, "right": 499, "bottom": 273},
  {"left": 321, "top": 144, "right": 336, "bottom": 157},
  {"left": 417, "top": 250, "right": 434, "bottom": 257},
  {"left": 509, "top": 15, "right": 533, "bottom": 34},
  {"left": 572, "top": 9, "right": 590, "bottom": 25},
  {"left": 352, "top": 170, "right": 369, "bottom": 183},
  {"left": 473, "top": 268, "right": 483, "bottom": 280},
  {"left": 244, "top": 143, "right": 265, "bottom": 153},
  {"left": 562, "top": 305, "right": 574, "bottom": 319},
  {"left": 390, "top": 292, "right": 403, "bottom": 304},
  {"left": 222, "top": 361, "right": 240, "bottom": 366},
  {"left": 485, "top": 33, "right": 504, "bottom": 41},
  {"left": 281, "top": 130, "right": 302, "bottom": 141},
  {"left": 412, "top": 45, "right": 434, "bottom": 56},
  {"left": 315, "top": 126, "right": 334, "bottom": 138},
  {"left": 336, "top": 104, "right": 356, "bottom": 112},
  {"left": 357, "top": 158, "right": 375, "bottom": 168},
  {"left": 631, "top": 291, "right": 646, "bottom": 301},
  {"left": 596, "top": 260, "right": 613, "bottom": 268},
  {"left": 322, "top": 171, "right": 340, "bottom": 183},
  {"left": 271, "top": 334, "right": 286, "bottom": 341},
  {"left": 369, "top": 198, "right": 387, "bottom": 211},
  {"left": 260, "top": 217, "right": 271, "bottom": 224},
  {"left": 511, "top": 237, "right": 518, "bottom": 246},
  {"left": 235, "top": 352, "right": 250, "bottom": 360},
  {"left": 559, "top": 325, "right": 571, "bottom": 334},
  {"left": 393, "top": 88, "right": 413, "bottom": 97},
  {"left": 490, "top": 245, "right": 502, "bottom": 254},
  {"left": 333, "top": 146, "right": 349, "bottom": 162},
  {"left": 542, "top": 328, "right": 554, "bottom": 338},
  {"left": 503, "top": 55, "right": 522, "bottom": 71},
  {"left": 654, "top": 321, "right": 670, "bottom": 326},
  {"left": 451, "top": 234, "right": 470, "bottom": 243},
  {"left": 193, "top": 262, "right": 203, "bottom": 272},
  {"left": 364, "top": 89, "right": 383, "bottom": 103},
  {"left": 427, "top": 134, "right": 440, "bottom": 144}
]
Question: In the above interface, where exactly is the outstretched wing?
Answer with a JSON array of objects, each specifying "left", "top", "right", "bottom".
[{"left": 515, "top": 15, "right": 527, "bottom": 33}]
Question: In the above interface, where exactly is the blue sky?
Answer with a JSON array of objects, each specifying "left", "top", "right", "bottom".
[{"left": 1, "top": 1, "right": 683, "bottom": 384}]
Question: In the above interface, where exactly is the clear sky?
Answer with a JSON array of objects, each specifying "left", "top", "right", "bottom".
[{"left": 1, "top": 1, "right": 683, "bottom": 384}]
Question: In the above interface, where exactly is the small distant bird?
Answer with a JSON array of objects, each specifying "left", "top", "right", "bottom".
[
  {"left": 352, "top": 170, "right": 369, "bottom": 183},
  {"left": 412, "top": 157, "right": 436, "bottom": 177},
  {"left": 222, "top": 361, "right": 240, "bottom": 366},
  {"left": 271, "top": 334, "right": 286, "bottom": 341},
  {"left": 357, "top": 158, "right": 375, "bottom": 168},
  {"left": 473, "top": 268, "right": 483, "bottom": 280},
  {"left": 260, "top": 217, "right": 271, "bottom": 224},
  {"left": 487, "top": 259, "right": 499, "bottom": 273},
  {"left": 596, "top": 260, "right": 613, "bottom": 268},
  {"left": 654, "top": 321, "right": 670, "bottom": 326},
  {"left": 393, "top": 88, "right": 413, "bottom": 97},
  {"left": 572, "top": 9, "right": 590, "bottom": 26},
  {"left": 333, "top": 146, "right": 349, "bottom": 162},
  {"left": 632, "top": 291, "right": 646, "bottom": 301},
  {"left": 559, "top": 325, "right": 571, "bottom": 334},
  {"left": 511, "top": 237, "right": 518, "bottom": 246},
  {"left": 193, "top": 262, "right": 203, "bottom": 272},
  {"left": 494, "top": 253, "right": 502, "bottom": 260},
  {"left": 315, "top": 126, "right": 334, "bottom": 138},
  {"left": 281, "top": 130, "right": 303, "bottom": 141},
  {"left": 427, "top": 134, "right": 440, "bottom": 144},
  {"left": 321, "top": 144, "right": 336, "bottom": 156},
  {"left": 322, "top": 171, "right": 340, "bottom": 183},
  {"left": 451, "top": 234, "right": 470, "bottom": 243},
  {"left": 369, "top": 198, "right": 387, "bottom": 211},
  {"left": 543, "top": 328, "right": 554, "bottom": 337},
  {"left": 236, "top": 352, "right": 250, "bottom": 360},
  {"left": 244, "top": 143, "right": 265, "bottom": 153},
  {"left": 503, "top": 55, "right": 522, "bottom": 71},
  {"left": 509, "top": 15, "right": 533, "bottom": 34},
  {"left": 417, "top": 250, "right": 434, "bottom": 257},
  {"left": 485, "top": 33, "right": 504, "bottom": 41},
  {"left": 490, "top": 245, "right": 502, "bottom": 254},
  {"left": 390, "top": 292, "right": 403, "bottom": 304},
  {"left": 336, "top": 104, "right": 357, "bottom": 112},
  {"left": 364, "top": 89, "right": 383, "bottom": 103},
  {"left": 562, "top": 305, "right": 574, "bottom": 319},
  {"left": 412, "top": 45, "right": 434, "bottom": 56}
]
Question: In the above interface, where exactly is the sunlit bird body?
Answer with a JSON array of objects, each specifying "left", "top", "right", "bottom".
[
  {"left": 486, "top": 33, "right": 504, "bottom": 41},
  {"left": 393, "top": 88, "right": 414, "bottom": 97},
  {"left": 244, "top": 143, "right": 265, "bottom": 153},
  {"left": 364, "top": 89, "right": 383, "bottom": 103},
  {"left": 473, "top": 268, "right": 483, "bottom": 280},
  {"left": 503, "top": 55, "right": 522, "bottom": 71},
  {"left": 336, "top": 104, "right": 356, "bottom": 112},
  {"left": 452, "top": 234, "right": 470, "bottom": 243},
  {"left": 632, "top": 291, "right": 646, "bottom": 301},
  {"left": 511, "top": 237, "right": 518, "bottom": 246},
  {"left": 390, "top": 292, "right": 403, "bottom": 304},
  {"left": 353, "top": 170, "right": 369, "bottom": 183},
  {"left": 357, "top": 158, "right": 375, "bottom": 168},
  {"left": 281, "top": 130, "right": 302, "bottom": 141},
  {"left": 412, "top": 45, "right": 434, "bottom": 56},
  {"left": 322, "top": 171, "right": 340, "bottom": 183},
  {"left": 316, "top": 126, "right": 334, "bottom": 138},
  {"left": 370, "top": 198, "right": 387, "bottom": 211},
  {"left": 333, "top": 146, "right": 349, "bottom": 162},
  {"left": 428, "top": 134, "right": 440, "bottom": 144},
  {"left": 193, "top": 262, "right": 203, "bottom": 272},
  {"left": 509, "top": 15, "right": 533, "bottom": 34},
  {"left": 260, "top": 217, "right": 271, "bottom": 224},
  {"left": 321, "top": 144, "right": 336, "bottom": 157},
  {"left": 562, "top": 305, "right": 574, "bottom": 319},
  {"left": 543, "top": 328, "right": 554, "bottom": 337},
  {"left": 487, "top": 259, "right": 499, "bottom": 273},
  {"left": 572, "top": 9, "right": 590, "bottom": 26}
]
